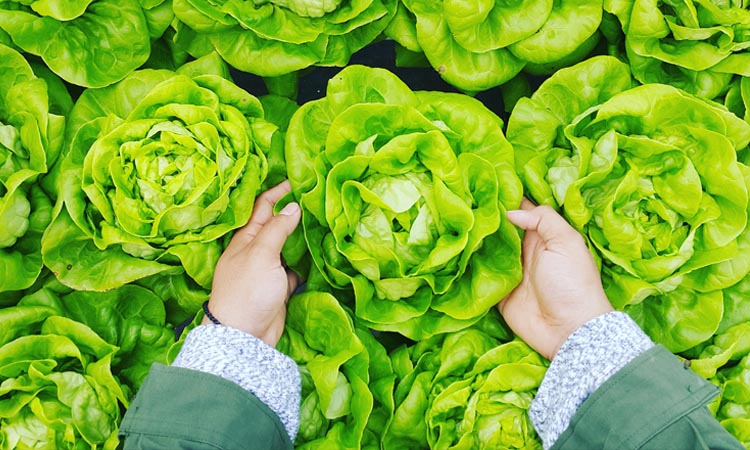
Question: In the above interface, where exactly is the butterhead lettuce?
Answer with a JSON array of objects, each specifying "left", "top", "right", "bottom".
[
  {"left": 277, "top": 291, "right": 395, "bottom": 449},
  {"left": 41, "top": 55, "right": 274, "bottom": 300},
  {"left": 384, "top": 324, "right": 545, "bottom": 449},
  {"left": 285, "top": 65, "right": 523, "bottom": 340},
  {"left": 0, "top": 278, "right": 173, "bottom": 448},
  {"left": 605, "top": 0, "right": 750, "bottom": 100},
  {"left": 508, "top": 55, "right": 750, "bottom": 352}
]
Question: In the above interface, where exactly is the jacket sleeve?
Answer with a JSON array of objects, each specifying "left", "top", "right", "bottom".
[
  {"left": 119, "top": 364, "right": 294, "bottom": 450},
  {"left": 551, "top": 345, "right": 744, "bottom": 450},
  {"left": 530, "top": 312, "right": 655, "bottom": 446}
]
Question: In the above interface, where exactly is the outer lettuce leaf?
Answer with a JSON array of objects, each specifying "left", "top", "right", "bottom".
[
  {"left": 357, "top": 327, "right": 396, "bottom": 448},
  {"left": 719, "top": 275, "right": 750, "bottom": 336},
  {"left": 711, "top": 354, "right": 750, "bottom": 447},
  {"left": 277, "top": 291, "right": 394, "bottom": 449},
  {"left": 626, "top": 287, "right": 723, "bottom": 353},
  {"left": 0, "top": 0, "right": 172, "bottom": 88},
  {"left": 385, "top": 0, "right": 602, "bottom": 92},
  {"left": 142, "top": 26, "right": 191, "bottom": 72},
  {"left": 41, "top": 54, "right": 273, "bottom": 294},
  {"left": 260, "top": 94, "right": 299, "bottom": 189},
  {"left": 0, "top": 44, "right": 70, "bottom": 299},
  {"left": 385, "top": 2, "right": 421, "bottom": 54},
  {"left": 724, "top": 77, "right": 750, "bottom": 123},
  {"left": 605, "top": 0, "right": 750, "bottom": 99},
  {"left": 689, "top": 320, "right": 750, "bottom": 380},
  {"left": 285, "top": 65, "right": 522, "bottom": 339},
  {"left": 507, "top": 56, "right": 750, "bottom": 352},
  {"left": 137, "top": 272, "right": 211, "bottom": 324},
  {"left": 17, "top": 276, "right": 175, "bottom": 391},
  {"left": 263, "top": 73, "right": 300, "bottom": 100},
  {"left": 172, "top": 0, "right": 396, "bottom": 77},
  {"left": 688, "top": 274, "right": 750, "bottom": 377}
]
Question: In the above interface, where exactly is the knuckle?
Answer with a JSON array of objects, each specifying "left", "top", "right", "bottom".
[{"left": 536, "top": 205, "right": 556, "bottom": 216}]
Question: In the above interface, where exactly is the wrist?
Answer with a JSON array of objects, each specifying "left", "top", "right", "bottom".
[
  {"left": 201, "top": 302, "right": 281, "bottom": 346},
  {"left": 549, "top": 304, "right": 614, "bottom": 360}
]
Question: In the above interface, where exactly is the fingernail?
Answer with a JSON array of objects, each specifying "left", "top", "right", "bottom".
[
  {"left": 279, "top": 202, "right": 300, "bottom": 216},
  {"left": 506, "top": 210, "right": 528, "bottom": 225}
]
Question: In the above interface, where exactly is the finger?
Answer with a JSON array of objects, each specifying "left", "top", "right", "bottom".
[
  {"left": 237, "top": 181, "right": 293, "bottom": 242},
  {"left": 507, "top": 205, "right": 580, "bottom": 245},
  {"left": 287, "top": 270, "right": 301, "bottom": 298},
  {"left": 521, "top": 227, "right": 542, "bottom": 267},
  {"left": 246, "top": 202, "right": 302, "bottom": 262},
  {"left": 496, "top": 297, "right": 507, "bottom": 315},
  {"left": 519, "top": 197, "right": 537, "bottom": 211}
]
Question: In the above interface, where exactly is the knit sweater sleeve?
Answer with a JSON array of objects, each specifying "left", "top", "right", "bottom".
[
  {"left": 529, "top": 311, "right": 655, "bottom": 449},
  {"left": 171, "top": 324, "right": 301, "bottom": 442}
]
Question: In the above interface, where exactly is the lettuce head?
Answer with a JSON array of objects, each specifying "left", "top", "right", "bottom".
[
  {"left": 508, "top": 55, "right": 750, "bottom": 353},
  {"left": 277, "top": 291, "right": 395, "bottom": 449},
  {"left": 384, "top": 325, "right": 545, "bottom": 449},
  {"left": 0, "top": 278, "right": 173, "bottom": 449},
  {"left": 41, "top": 55, "right": 274, "bottom": 304},
  {"left": 605, "top": 0, "right": 750, "bottom": 100},
  {"left": 284, "top": 65, "right": 523, "bottom": 340}
]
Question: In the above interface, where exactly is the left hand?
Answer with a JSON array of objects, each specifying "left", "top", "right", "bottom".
[{"left": 203, "top": 180, "right": 302, "bottom": 346}]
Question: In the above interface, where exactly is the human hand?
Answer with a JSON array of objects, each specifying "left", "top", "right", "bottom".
[
  {"left": 497, "top": 199, "right": 613, "bottom": 360},
  {"left": 203, "top": 180, "right": 302, "bottom": 346}
]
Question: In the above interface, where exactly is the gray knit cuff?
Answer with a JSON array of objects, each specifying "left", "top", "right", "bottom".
[
  {"left": 529, "top": 311, "right": 654, "bottom": 449},
  {"left": 172, "top": 325, "right": 301, "bottom": 442}
]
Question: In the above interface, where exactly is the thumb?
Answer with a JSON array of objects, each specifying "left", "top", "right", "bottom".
[
  {"left": 506, "top": 205, "right": 579, "bottom": 245},
  {"left": 248, "top": 202, "right": 302, "bottom": 261}
]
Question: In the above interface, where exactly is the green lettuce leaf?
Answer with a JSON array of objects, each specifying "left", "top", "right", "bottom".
[
  {"left": 17, "top": 276, "right": 175, "bottom": 391},
  {"left": 626, "top": 287, "right": 723, "bottom": 353},
  {"left": 724, "top": 77, "right": 750, "bottom": 123},
  {"left": 260, "top": 94, "right": 299, "bottom": 189}
]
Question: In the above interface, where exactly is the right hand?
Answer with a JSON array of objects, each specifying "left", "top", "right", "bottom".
[
  {"left": 204, "top": 181, "right": 302, "bottom": 347},
  {"left": 497, "top": 199, "right": 614, "bottom": 360}
]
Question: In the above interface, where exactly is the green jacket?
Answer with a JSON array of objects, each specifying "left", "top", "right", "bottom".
[
  {"left": 552, "top": 346, "right": 742, "bottom": 450},
  {"left": 120, "top": 346, "right": 740, "bottom": 449}
]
